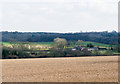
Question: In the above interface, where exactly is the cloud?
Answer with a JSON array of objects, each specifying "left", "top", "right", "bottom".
[
  {"left": 3, "top": 0, "right": 72, "bottom": 3},
  {"left": 0, "top": 0, "right": 2, "bottom": 31},
  {"left": 2, "top": 0, "right": 118, "bottom": 32}
]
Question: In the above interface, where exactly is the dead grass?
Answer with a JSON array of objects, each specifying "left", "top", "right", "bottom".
[{"left": 2, "top": 56, "right": 118, "bottom": 82}]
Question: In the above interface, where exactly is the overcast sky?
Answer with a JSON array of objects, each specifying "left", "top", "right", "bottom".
[{"left": 1, "top": 0, "right": 119, "bottom": 33}]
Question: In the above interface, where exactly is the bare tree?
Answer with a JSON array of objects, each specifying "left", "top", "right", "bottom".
[{"left": 54, "top": 38, "right": 67, "bottom": 49}]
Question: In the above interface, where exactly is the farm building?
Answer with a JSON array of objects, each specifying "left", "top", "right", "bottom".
[
  {"left": 98, "top": 47, "right": 107, "bottom": 50},
  {"left": 87, "top": 47, "right": 98, "bottom": 51},
  {"left": 72, "top": 46, "right": 85, "bottom": 51}
]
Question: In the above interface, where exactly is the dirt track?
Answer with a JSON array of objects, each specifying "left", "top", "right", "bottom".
[{"left": 2, "top": 56, "right": 118, "bottom": 82}]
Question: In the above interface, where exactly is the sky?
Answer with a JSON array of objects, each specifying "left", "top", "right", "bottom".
[{"left": 1, "top": 0, "right": 119, "bottom": 33}]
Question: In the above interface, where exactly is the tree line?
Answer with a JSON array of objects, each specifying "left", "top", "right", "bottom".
[{"left": 1, "top": 31, "right": 119, "bottom": 45}]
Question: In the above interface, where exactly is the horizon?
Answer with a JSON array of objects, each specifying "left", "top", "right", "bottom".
[{"left": 1, "top": 30, "right": 118, "bottom": 33}]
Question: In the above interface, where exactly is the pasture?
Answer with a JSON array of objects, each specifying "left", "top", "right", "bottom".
[{"left": 1, "top": 41, "right": 113, "bottom": 48}]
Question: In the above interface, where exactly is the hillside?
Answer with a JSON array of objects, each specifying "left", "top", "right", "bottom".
[{"left": 1, "top": 31, "right": 118, "bottom": 45}]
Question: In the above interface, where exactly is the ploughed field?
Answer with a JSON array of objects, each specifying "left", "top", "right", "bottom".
[{"left": 2, "top": 56, "right": 118, "bottom": 82}]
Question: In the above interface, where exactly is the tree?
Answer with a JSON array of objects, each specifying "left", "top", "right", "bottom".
[
  {"left": 54, "top": 38, "right": 67, "bottom": 49},
  {"left": 87, "top": 43, "right": 94, "bottom": 48}
]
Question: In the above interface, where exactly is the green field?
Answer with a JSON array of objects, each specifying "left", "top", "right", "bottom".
[
  {"left": 1, "top": 41, "right": 115, "bottom": 48},
  {"left": 69, "top": 41, "right": 114, "bottom": 48},
  {"left": 1, "top": 42, "right": 53, "bottom": 46},
  {"left": 82, "top": 41, "right": 113, "bottom": 47},
  {"left": 0, "top": 42, "right": 12, "bottom": 46}
]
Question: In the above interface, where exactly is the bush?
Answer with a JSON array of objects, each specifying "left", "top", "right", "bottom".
[
  {"left": 91, "top": 50, "right": 113, "bottom": 56},
  {"left": 49, "top": 48, "right": 66, "bottom": 57},
  {"left": 2, "top": 46, "right": 30, "bottom": 59}
]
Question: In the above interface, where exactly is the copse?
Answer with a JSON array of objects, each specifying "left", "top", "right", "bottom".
[
  {"left": 54, "top": 38, "right": 67, "bottom": 49},
  {"left": 87, "top": 43, "right": 94, "bottom": 48}
]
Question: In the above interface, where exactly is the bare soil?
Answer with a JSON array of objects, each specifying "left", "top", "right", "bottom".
[{"left": 2, "top": 56, "right": 118, "bottom": 82}]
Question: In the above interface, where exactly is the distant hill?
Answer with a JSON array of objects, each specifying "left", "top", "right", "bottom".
[{"left": 1, "top": 31, "right": 119, "bottom": 45}]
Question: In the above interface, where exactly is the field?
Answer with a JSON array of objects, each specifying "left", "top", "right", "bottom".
[
  {"left": 2, "top": 56, "right": 118, "bottom": 82},
  {"left": 1, "top": 41, "right": 113, "bottom": 48}
]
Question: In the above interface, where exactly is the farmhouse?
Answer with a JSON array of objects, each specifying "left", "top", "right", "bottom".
[
  {"left": 98, "top": 47, "right": 107, "bottom": 51},
  {"left": 72, "top": 46, "right": 85, "bottom": 51}
]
